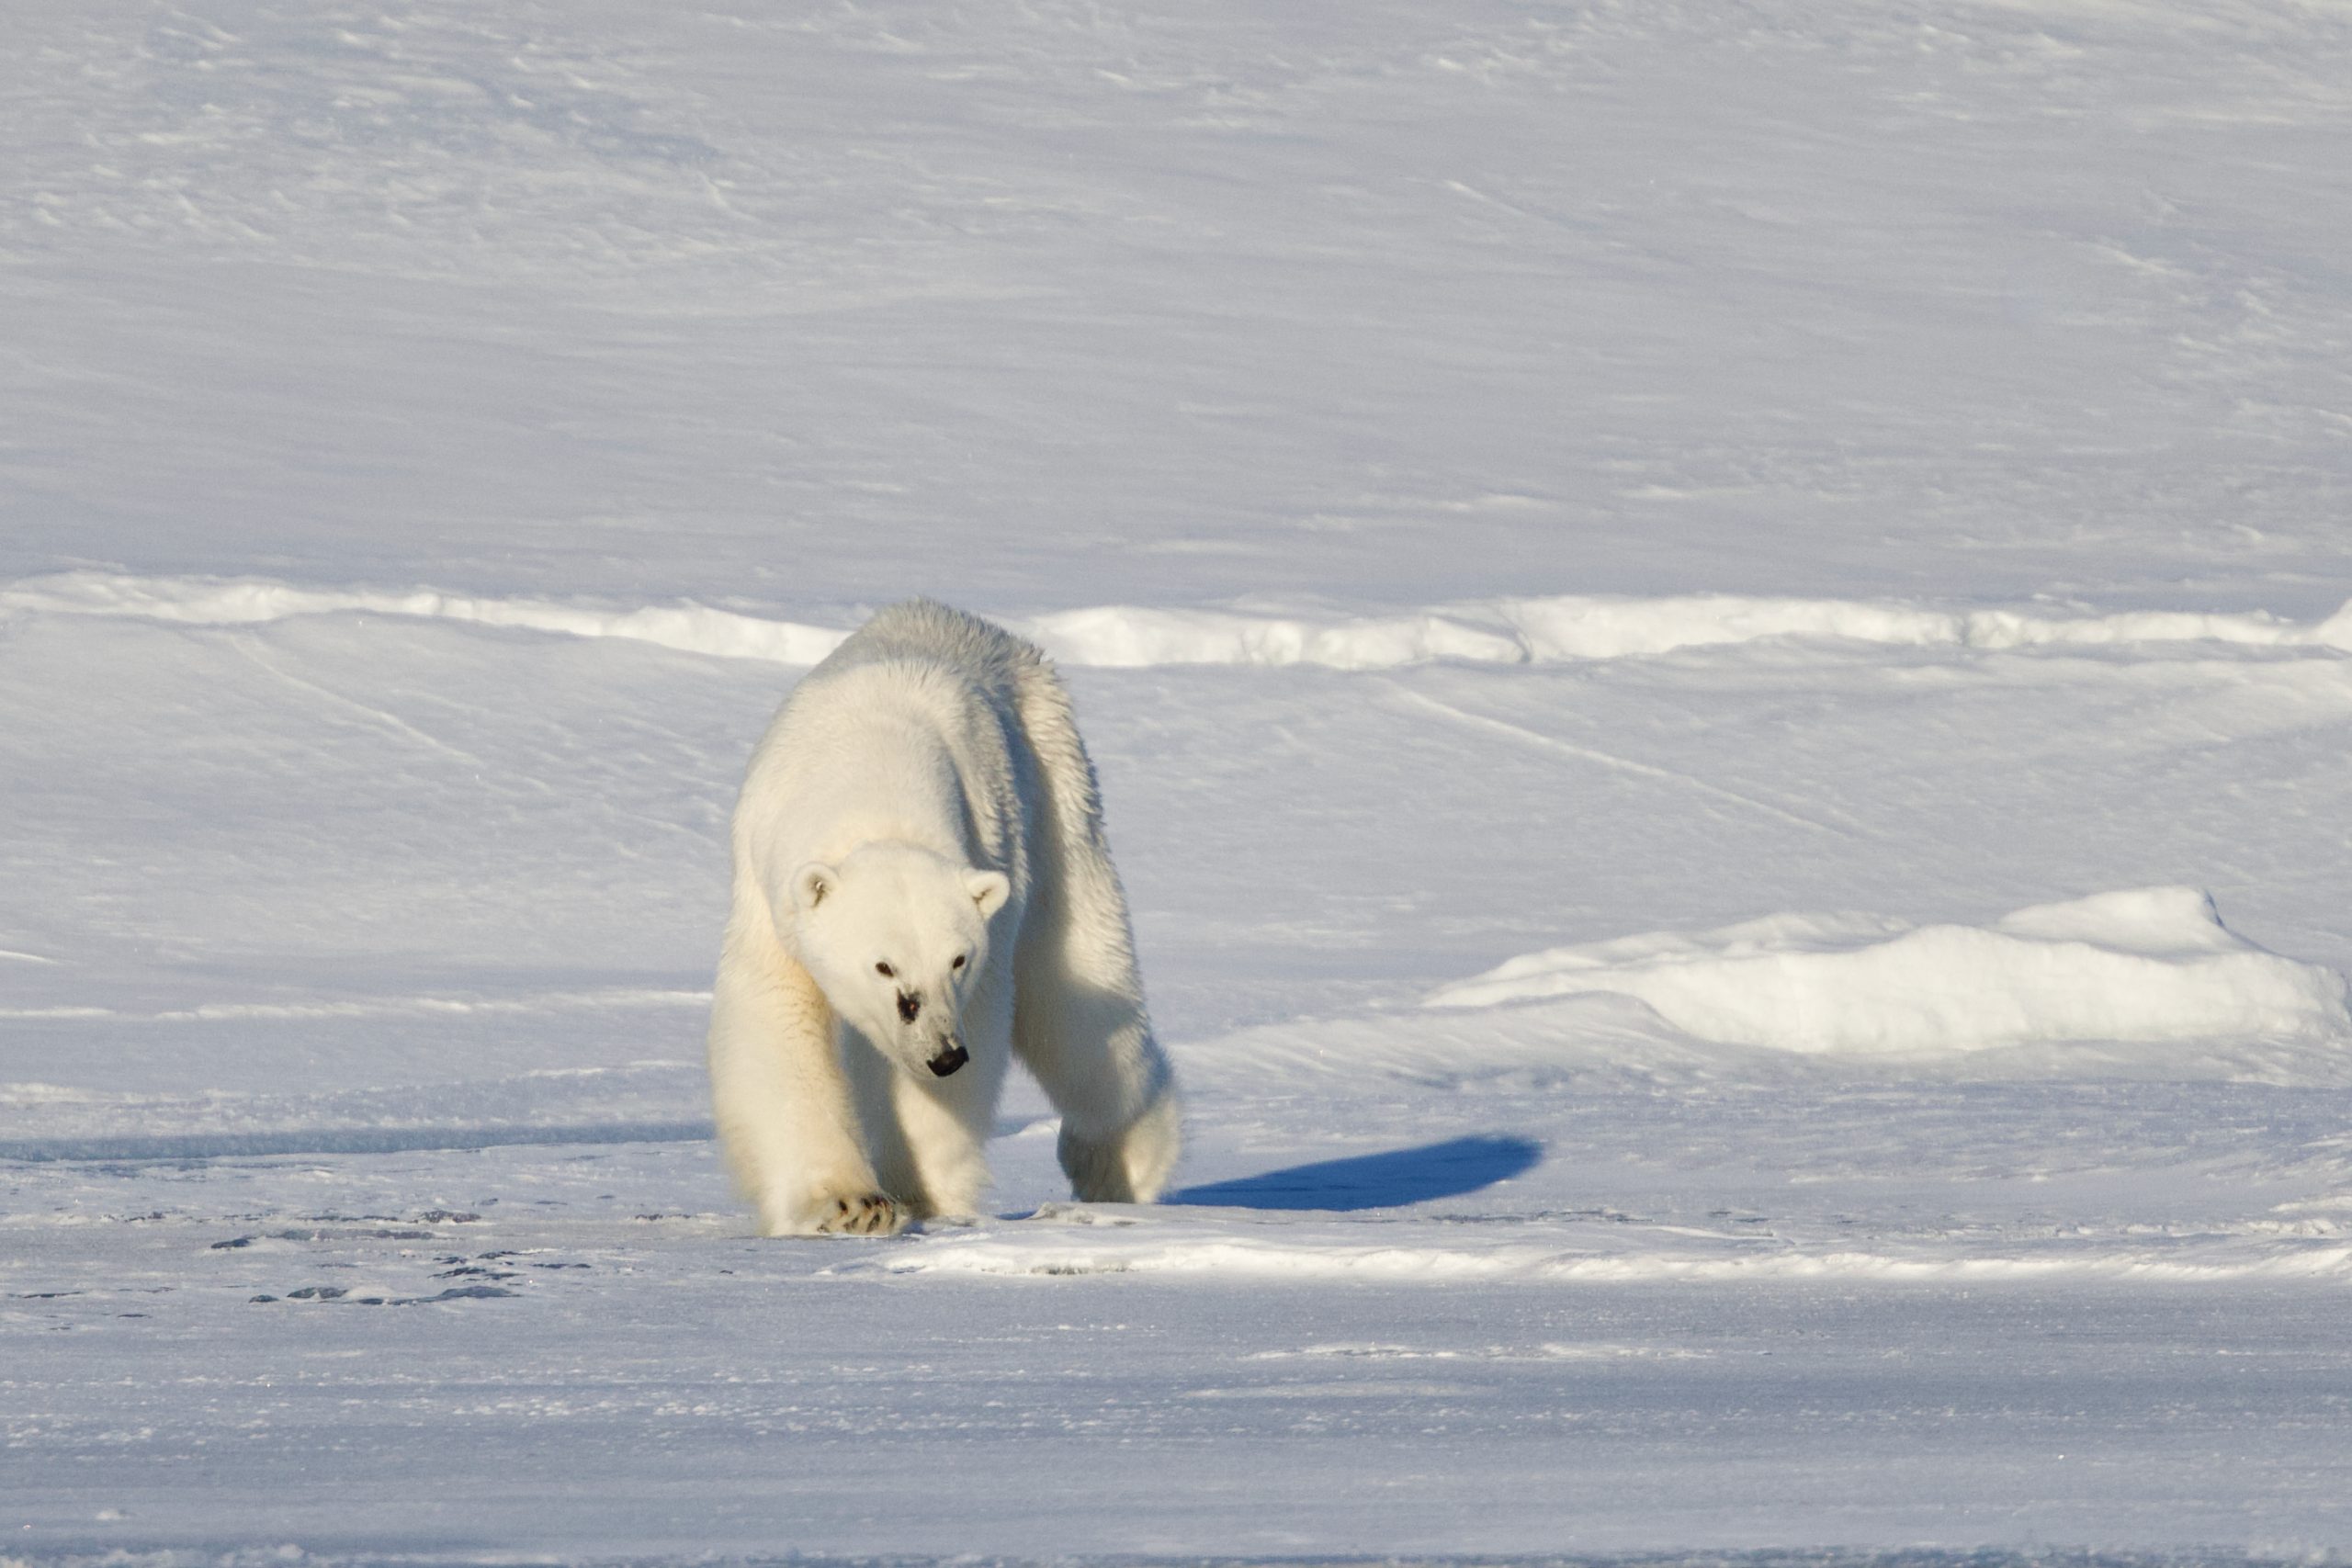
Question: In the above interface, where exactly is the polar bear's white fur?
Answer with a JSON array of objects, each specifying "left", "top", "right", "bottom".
[{"left": 707, "top": 599, "right": 1182, "bottom": 1235}]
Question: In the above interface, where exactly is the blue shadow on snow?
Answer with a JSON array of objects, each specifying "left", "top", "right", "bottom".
[{"left": 1166, "top": 1134, "right": 1543, "bottom": 1213}]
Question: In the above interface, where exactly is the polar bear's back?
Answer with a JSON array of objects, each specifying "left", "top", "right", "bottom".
[
  {"left": 814, "top": 598, "right": 1046, "bottom": 696},
  {"left": 738, "top": 600, "right": 1060, "bottom": 884}
]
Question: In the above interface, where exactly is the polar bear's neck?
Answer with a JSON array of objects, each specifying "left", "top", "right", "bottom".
[
  {"left": 803, "top": 718, "right": 966, "bottom": 857},
  {"left": 757, "top": 660, "right": 1008, "bottom": 871}
]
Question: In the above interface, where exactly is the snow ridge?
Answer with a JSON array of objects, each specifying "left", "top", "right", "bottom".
[
  {"left": 862, "top": 1225, "right": 2352, "bottom": 1285},
  {"left": 7, "top": 571, "right": 2349, "bottom": 671},
  {"left": 0, "top": 572, "right": 850, "bottom": 665},
  {"left": 1427, "top": 886, "right": 2352, "bottom": 1058}
]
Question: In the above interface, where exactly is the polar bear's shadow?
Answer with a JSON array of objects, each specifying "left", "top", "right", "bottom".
[{"left": 1165, "top": 1134, "right": 1543, "bottom": 1213}]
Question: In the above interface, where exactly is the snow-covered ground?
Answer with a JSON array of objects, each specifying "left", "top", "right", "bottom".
[{"left": 6, "top": 0, "right": 2352, "bottom": 1560}]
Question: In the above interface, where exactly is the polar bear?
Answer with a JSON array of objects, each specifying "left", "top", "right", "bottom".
[{"left": 707, "top": 599, "right": 1182, "bottom": 1235}]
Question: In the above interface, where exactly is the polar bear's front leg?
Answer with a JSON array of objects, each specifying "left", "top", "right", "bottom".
[
  {"left": 1012, "top": 920, "right": 1182, "bottom": 1205},
  {"left": 1003, "top": 663, "right": 1182, "bottom": 1203},
  {"left": 1057, "top": 1086, "right": 1182, "bottom": 1206},
  {"left": 707, "top": 931, "right": 907, "bottom": 1236},
  {"left": 882, "top": 971, "right": 1012, "bottom": 1221}
]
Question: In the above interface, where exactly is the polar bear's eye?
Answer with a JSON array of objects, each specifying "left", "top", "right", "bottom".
[
  {"left": 951, "top": 954, "right": 966, "bottom": 970},
  {"left": 875, "top": 962, "right": 895, "bottom": 978}
]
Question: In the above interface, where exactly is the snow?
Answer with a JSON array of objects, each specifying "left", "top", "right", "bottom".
[
  {"left": 6, "top": 0, "right": 2352, "bottom": 1560},
  {"left": 1427, "top": 887, "right": 2352, "bottom": 1058},
  {"left": 14, "top": 570, "right": 2351, "bottom": 673}
]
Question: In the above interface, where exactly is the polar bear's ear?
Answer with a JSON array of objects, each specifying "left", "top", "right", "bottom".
[
  {"left": 965, "top": 869, "right": 1011, "bottom": 918},
  {"left": 792, "top": 862, "right": 839, "bottom": 913}
]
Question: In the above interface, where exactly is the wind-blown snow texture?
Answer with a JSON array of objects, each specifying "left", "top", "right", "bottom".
[{"left": 5, "top": 0, "right": 2352, "bottom": 1562}]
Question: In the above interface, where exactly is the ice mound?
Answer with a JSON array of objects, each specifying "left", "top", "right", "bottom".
[
  {"left": 1426, "top": 887, "right": 2352, "bottom": 1057},
  {"left": 6, "top": 571, "right": 2348, "bottom": 671}
]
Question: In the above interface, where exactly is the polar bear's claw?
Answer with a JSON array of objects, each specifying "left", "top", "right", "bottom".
[{"left": 816, "top": 1193, "right": 907, "bottom": 1236}]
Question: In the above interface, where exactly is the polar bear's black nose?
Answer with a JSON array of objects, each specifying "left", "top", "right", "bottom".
[
  {"left": 927, "top": 1042, "right": 967, "bottom": 1077},
  {"left": 897, "top": 990, "right": 921, "bottom": 1023}
]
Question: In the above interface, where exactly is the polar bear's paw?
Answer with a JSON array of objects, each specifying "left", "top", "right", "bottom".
[
  {"left": 1058, "top": 1090, "right": 1183, "bottom": 1205},
  {"left": 811, "top": 1191, "right": 909, "bottom": 1237}
]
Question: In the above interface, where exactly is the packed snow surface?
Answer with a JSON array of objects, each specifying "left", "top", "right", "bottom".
[{"left": 6, "top": 0, "right": 2352, "bottom": 1561}]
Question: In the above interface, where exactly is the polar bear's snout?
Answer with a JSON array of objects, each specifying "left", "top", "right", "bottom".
[{"left": 896, "top": 986, "right": 967, "bottom": 1076}]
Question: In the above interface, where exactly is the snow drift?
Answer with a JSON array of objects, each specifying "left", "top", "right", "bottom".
[
  {"left": 860, "top": 1226, "right": 2352, "bottom": 1286},
  {"left": 6, "top": 571, "right": 2348, "bottom": 672},
  {"left": 0, "top": 572, "right": 851, "bottom": 666},
  {"left": 1426, "top": 887, "right": 2352, "bottom": 1057}
]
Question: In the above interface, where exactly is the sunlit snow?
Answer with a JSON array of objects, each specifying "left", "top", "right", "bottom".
[{"left": 5, "top": 0, "right": 2352, "bottom": 1561}]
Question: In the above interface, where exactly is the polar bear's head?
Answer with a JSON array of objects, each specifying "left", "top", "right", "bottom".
[{"left": 789, "top": 842, "right": 1012, "bottom": 1080}]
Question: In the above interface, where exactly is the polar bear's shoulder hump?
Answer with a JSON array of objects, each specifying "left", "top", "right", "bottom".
[{"left": 815, "top": 597, "right": 1046, "bottom": 691}]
